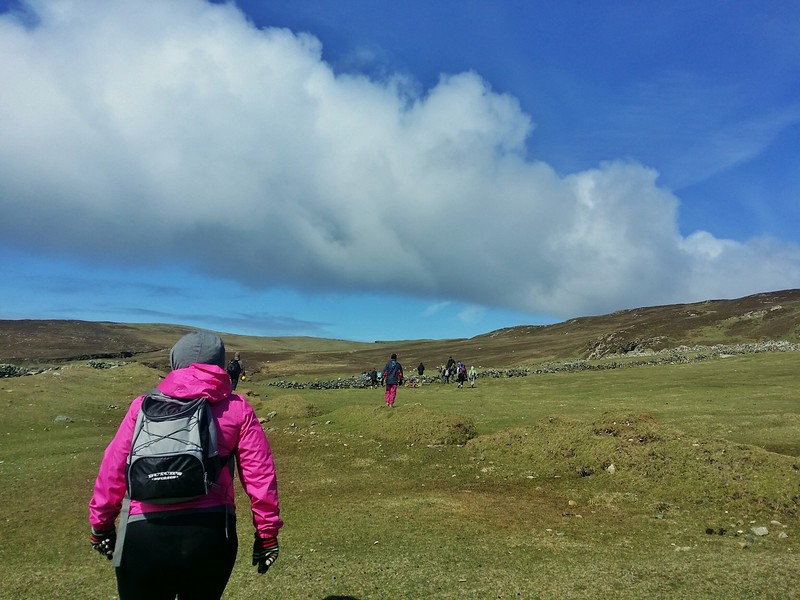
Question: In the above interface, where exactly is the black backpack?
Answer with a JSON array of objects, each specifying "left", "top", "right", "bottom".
[
  {"left": 227, "top": 359, "right": 242, "bottom": 378},
  {"left": 126, "top": 391, "right": 226, "bottom": 504}
]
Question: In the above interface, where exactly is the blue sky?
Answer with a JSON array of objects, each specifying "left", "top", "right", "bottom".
[{"left": 1, "top": 0, "right": 798, "bottom": 342}]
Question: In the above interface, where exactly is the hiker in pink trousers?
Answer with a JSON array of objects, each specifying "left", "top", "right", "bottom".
[{"left": 382, "top": 353, "right": 403, "bottom": 407}]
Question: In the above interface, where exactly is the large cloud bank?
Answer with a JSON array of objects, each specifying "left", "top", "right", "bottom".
[{"left": 1, "top": 0, "right": 798, "bottom": 318}]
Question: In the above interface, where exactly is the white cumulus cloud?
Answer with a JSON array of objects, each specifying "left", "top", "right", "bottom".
[{"left": 1, "top": 0, "right": 798, "bottom": 321}]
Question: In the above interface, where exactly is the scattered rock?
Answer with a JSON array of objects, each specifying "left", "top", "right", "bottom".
[
  {"left": 88, "top": 360, "right": 124, "bottom": 369},
  {"left": 751, "top": 526, "right": 769, "bottom": 537}
]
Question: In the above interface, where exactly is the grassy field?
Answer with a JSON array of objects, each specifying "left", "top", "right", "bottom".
[{"left": 0, "top": 351, "right": 798, "bottom": 599}]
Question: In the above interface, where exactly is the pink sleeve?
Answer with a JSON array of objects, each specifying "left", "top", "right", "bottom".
[
  {"left": 236, "top": 402, "right": 283, "bottom": 538},
  {"left": 88, "top": 396, "right": 143, "bottom": 530}
]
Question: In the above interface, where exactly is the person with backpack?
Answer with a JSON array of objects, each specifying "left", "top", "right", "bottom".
[
  {"left": 382, "top": 353, "right": 403, "bottom": 408},
  {"left": 226, "top": 352, "right": 245, "bottom": 390},
  {"left": 446, "top": 356, "right": 456, "bottom": 379},
  {"left": 456, "top": 361, "right": 468, "bottom": 387},
  {"left": 89, "top": 331, "right": 282, "bottom": 600}
]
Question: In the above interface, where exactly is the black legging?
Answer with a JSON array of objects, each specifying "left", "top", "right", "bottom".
[{"left": 116, "top": 512, "right": 238, "bottom": 600}]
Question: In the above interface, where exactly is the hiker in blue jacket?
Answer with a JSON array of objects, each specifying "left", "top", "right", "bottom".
[{"left": 382, "top": 353, "right": 403, "bottom": 407}]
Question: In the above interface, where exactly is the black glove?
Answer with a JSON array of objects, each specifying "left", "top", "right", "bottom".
[
  {"left": 90, "top": 527, "right": 116, "bottom": 560},
  {"left": 252, "top": 534, "right": 279, "bottom": 574}
]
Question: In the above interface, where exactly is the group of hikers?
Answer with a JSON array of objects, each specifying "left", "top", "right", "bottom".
[
  {"left": 366, "top": 353, "right": 480, "bottom": 408},
  {"left": 439, "top": 355, "right": 477, "bottom": 388},
  {"left": 362, "top": 354, "right": 478, "bottom": 393},
  {"left": 360, "top": 368, "right": 383, "bottom": 388}
]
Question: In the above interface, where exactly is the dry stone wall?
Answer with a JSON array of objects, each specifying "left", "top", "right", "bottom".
[
  {"left": 267, "top": 341, "right": 800, "bottom": 388},
  {"left": 2, "top": 341, "right": 798, "bottom": 382}
]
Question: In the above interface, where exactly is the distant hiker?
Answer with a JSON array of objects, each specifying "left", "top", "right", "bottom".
[
  {"left": 89, "top": 331, "right": 282, "bottom": 600},
  {"left": 468, "top": 365, "right": 477, "bottom": 388},
  {"left": 456, "top": 362, "right": 467, "bottom": 387},
  {"left": 382, "top": 353, "right": 404, "bottom": 408},
  {"left": 417, "top": 362, "right": 425, "bottom": 384},
  {"left": 226, "top": 352, "right": 245, "bottom": 390},
  {"left": 446, "top": 356, "right": 456, "bottom": 374},
  {"left": 446, "top": 356, "right": 456, "bottom": 384},
  {"left": 370, "top": 369, "right": 378, "bottom": 389}
]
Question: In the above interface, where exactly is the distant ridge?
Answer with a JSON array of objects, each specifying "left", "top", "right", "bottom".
[{"left": 1, "top": 289, "right": 799, "bottom": 376}]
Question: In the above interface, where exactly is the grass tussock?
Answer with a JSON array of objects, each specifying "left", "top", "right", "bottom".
[
  {"left": 261, "top": 393, "right": 325, "bottom": 418},
  {"left": 326, "top": 402, "right": 478, "bottom": 446}
]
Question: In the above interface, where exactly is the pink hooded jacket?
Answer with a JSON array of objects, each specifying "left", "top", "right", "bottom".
[{"left": 89, "top": 362, "right": 282, "bottom": 539}]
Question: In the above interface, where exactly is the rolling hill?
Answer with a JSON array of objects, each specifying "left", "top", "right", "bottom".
[{"left": 1, "top": 289, "right": 799, "bottom": 378}]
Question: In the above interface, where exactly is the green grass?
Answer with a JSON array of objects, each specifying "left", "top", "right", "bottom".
[{"left": 1, "top": 353, "right": 799, "bottom": 599}]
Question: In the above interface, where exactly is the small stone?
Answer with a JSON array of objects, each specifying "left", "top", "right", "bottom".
[
  {"left": 751, "top": 527, "right": 769, "bottom": 537},
  {"left": 606, "top": 464, "right": 616, "bottom": 474}
]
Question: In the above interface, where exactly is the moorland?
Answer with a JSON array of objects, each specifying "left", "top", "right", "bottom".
[
  {"left": 0, "top": 289, "right": 798, "bottom": 599},
  {"left": 3, "top": 288, "right": 800, "bottom": 378}
]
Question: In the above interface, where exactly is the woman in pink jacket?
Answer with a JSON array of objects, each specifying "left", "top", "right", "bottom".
[{"left": 89, "top": 331, "right": 282, "bottom": 600}]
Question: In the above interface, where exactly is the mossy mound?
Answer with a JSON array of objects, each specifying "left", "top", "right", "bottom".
[
  {"left": 261, "top": 393, "right": 324, "bottom": 419},
  {"left": 467, "top": 412, "right": 800, "bottom": 518},
  {"left": 329, "top": 402, "right": 477, "bottom": 446}
]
